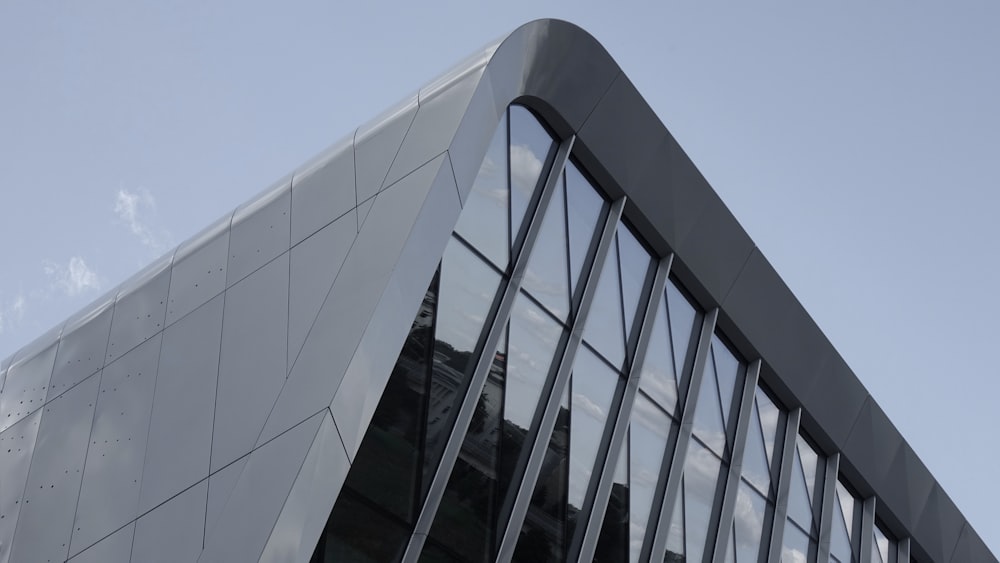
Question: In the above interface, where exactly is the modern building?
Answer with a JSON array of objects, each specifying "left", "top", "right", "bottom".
[{"left": 0, "top": 19, "right": 993, "bottom": 563}]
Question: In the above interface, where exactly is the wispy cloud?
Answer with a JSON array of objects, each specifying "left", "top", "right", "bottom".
[
  {"left": 43, "top": 256, "right": 101, "bottom": 297},
  {"left": 0, "top": 293, "right": 27, "bottom": 335},
  {"left": 114, "top": 187, "right": 171, "bottom": 252}
]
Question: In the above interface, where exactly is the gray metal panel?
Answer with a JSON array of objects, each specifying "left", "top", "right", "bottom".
[
  {"left": 70, "top": 335, "right": 161, "bottom": 556},
  {"left": 205, "top": 455, "right": 248, "bottom": 542},
  {"left": 914, "top": 484, "right": 965, "bottom": 563},
  {"left": 258, "top": 411, "right": 350, "bottom": 563},
  {"left": 841, "top": 398, "right": 903, "bottom": 503},
  {"left": 0, "top": 409, "right": 42, "bottom": 563},
  {"left": 48, "top": 300, "right": 113, "bottom": 401},
  {"left": 198, "top": 410, "right": 325, "bottom": 563},
  {"left": 106, "top": 252, "right": 172, "bottom": 364},
  {"left": 290, "top": 135, "right": 357, "bottom": 246},
  {"left": 139, "top": 294, "right": 223, "bottom": 513},
  {"left": 330, "top": 153, "right": 462, "bottom": 457},
  {"left": 861, "top": 497, "right": 876, "bottom": 563},
  {"left": 9, "top": 372, "right": 100, "bottom": 563},
  {"left": 211, "top": 252, "right": 289, "bottom": 472},
  {"left": 166, "top": 212, "right": 233, "bottom": 326},
  {"left": 66, "top": 522, "right": 133, "bottom": 563},
  {"left": 287, "top": 208, "right": 357, "bottom": 375},
  {"left": 354, "top": 93, "right": 419, "bottom": 204},
  {"left": 131, "top": 480, "right": 207, "bottom": 563},
  {"left": 441, "top": 69, "right": 502, "bottom": 204},
  {"left": 950, "top": 524, "right": 994, "bottom": 563},
  {"left": 382, "top": 50, "right": 490, "bottom": 189},
  {"left": 875, "top": 443, "right": 934, "bottom": 535},
  {"left": 356, "top": 195, "right": 375, "bottom": 232},
  {"left": 227, "top": 177, "right": 291, "bottom": 286},
  {"left": 259, "top": 152, "right": 453, "bottom": 446},
  {"left": 0, "top": 341, "right": 58, "bottom": 433}
]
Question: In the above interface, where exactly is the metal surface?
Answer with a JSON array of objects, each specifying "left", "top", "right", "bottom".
[
  {"left": 227, "top": 176, "right": 291, "bottom": 286},
  {"left": 165, "top": 212, "right": 233, "bottom": 326},
  {"left": 0, "top": 409, "right": 42, "bottom": 563},
  {"left": 198, "top": 410, "right": 324, "bottom": 563},
  {"left": 710, "top": 359, "right": 761, "bottom": 563},
  {"left": 496, "top": 196, "right": 625, "bottom": 563},
  {"left": 290, "top": 135, "right": 357, "bottom": 246},
  {"left": 105, "top": 252, "right": 172, "bottom": 365},
  {"left": 132, "top": 480, "right": 208, "bottom": 563},
  {"left": 48, "top": 300, "right": 113, "bottom": 401},
  {"left": 211, "top": 253, "right": 289, "bottom": 472},
  {"left": 353, "top": 93, "right": 419, "bottom": 204},
  {"left": 138, "top": 294, "right": 223, "bottom": 513},
  {"left": 647, "top": 308, "right": 719, "bottom": 563},
  {"left": 816, "top": 453, "right": 842, "bottom": 563},
  {"left": 766, "top": 408, "right": 803, "bottom": 563},
  {"left": 0, "top": 340, "right": 59, "bottom": 433},
  {"left": 575, "top": 255, "right": 671, "bottom": 563},
  {"left": 70, "top": 334, "right": 161, "bottom": 556},
  {"left": 66, "top": 523, "right": 134, "bottom": 563},
  {"left": 861, "top": 496, "right": 876, "bottom": 563}
]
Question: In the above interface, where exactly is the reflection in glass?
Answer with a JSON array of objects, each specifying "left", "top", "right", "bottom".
[
  {"left": 454, "top": 111, "right": 509, "bottom": 269},
  {"left": 873, "top": 525, "right": 896, "bottom": 563},
  {"left": 741, "top": 389, "right": 782, "bottom": 498},
  {"left": 629, "top": 393, "right": 674, "bottom": 563},
  {"left": 582, "top": 234, "right": 626, "bottom": 368},
  {"left": 509, "top": 105, "right": 556, "bottom": 251},
  {"left": 521, "top": 172, "right": 571, "bottom": 321},
  {"left": 830, "top": 480, "right": 858, "bottom": 563},
  {"left": 665, "top": 281, "right": 699, "bottom": 387},
  {"left": 565, "top": 161, "right": 606, "bottom": 298},
  {"left": 568, "top": 348, "right": 620, "bottom": 515},
  {"left": 677, "top": 440, "right": 725, "bottom": 563},
  {"left": 639, "top": 279, "right": 701, "bottom": 417},
  {"left": 782, "top": 435, "right": 823, "bottom": 563},
  {"left": 594, "top": 441, "right": 628, "bottom": 563},
  {"left": 616, "top": 225, "right": 653, "bottom": 345},
  {"left": 731, "top": 481, "right": 769, "bottom": 563},
  {"left": 664, "top": 485, "right": 686, "bottom": 563},
  {"left": 781, "top": 520, "right": 813, "bottom": 563},
  {"left": 691, "top": 344, "right": 730, "bottom": 459},
  {"left": 311, "top": 489, "right": 412, "bottom": 563}
]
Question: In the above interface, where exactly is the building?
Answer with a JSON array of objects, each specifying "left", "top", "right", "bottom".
[{"left": 0, "top": 18, "right": 993, "bottom": 563}]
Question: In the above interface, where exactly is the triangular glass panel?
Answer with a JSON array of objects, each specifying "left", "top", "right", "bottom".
[
  {"left": 755, "top": 389, "right": 781, "bottom": 476},
  {"left": 710, "top": 335, "right": 741, "bottom": 430},
  {"left": 582, "top": 237, "right": 626, "bottom": 368},
  {"left": 665, "top": 280, "right": 699, "bottom": 387},
  {"left": 454, "top": 111, "right": 509, "bottom": 270},
  {"left": 630, "top": 393, "right": 672, "bottom": 563},
  {"left": 509, "top": 105, "right": 556, "bottom": 252},
  {"left": 796, "top": 437, "right": 821, "bottom": 508},
  {"left": 691, "top": 351, "right": 729, "bottom": 458},
  {"left": 740, "top": 399, "right": 773, "bottom": 497},
  {"left": 664, "top": 477, "right": 686, "bottom": 563},
  {"left": 521, "top": 175, "right": 571, "bottom": 321},
  {"left": 835, "top": 480, "right": 855, "bottom": 541},
  {"left": 565, "top": 161, "right": 606, "bottom": 297},
  {"left": 785, "top": 445, "right": 815, "bottom": 532},
  {"left": 638, "top": 303, "right": 679, "bottom": 416},
  {"left": 616, "top": 224, "right": 652, "bottom": 344}
]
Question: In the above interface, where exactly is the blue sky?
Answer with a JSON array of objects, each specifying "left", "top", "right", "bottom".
[{"left": 1, "top": 1, "right": 998, "bottom": 555}]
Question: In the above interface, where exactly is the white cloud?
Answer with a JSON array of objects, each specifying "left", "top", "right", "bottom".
[
  {"left": 44, "top": 256, "right": 101, "bottom": 297},
  {"left": 0, "top": 293, "right": 27, "bottom": 335},
  {"left": 114, "top": 187, "right": 170, "bottom": 252}
]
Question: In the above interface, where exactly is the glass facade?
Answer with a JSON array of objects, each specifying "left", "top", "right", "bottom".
[{"left": 307, "top": 105, "right": 925, "bottom": 563}]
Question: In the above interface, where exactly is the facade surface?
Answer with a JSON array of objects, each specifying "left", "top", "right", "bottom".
[{"left": 0, "top": 19, "right": 993, "bottom": 563}]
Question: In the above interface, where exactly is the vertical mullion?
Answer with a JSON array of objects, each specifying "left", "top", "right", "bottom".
[
  {"left": 710, "top": 359, "right": 761, "bottom": 562},
  {"left": 645, "top": 307, "right": 720, "bottom": 562},
  {"left": 495, "top": 195, "right": 626, "bottom": 563},
  {"left": 572, "top": 254, "right": 672, "bottom": 563},
  {"left": 897, "top": 537, "right": 910, "bottom": 563},
  {"left": 860, "top": 497, "right": 877, "bottom": 563},
  {"left": 766, "top": 407, "right": 803, "bottom": 562},
  {"left": 399, "top": 134, "right": 576, "bottom": 563},
  {"left": 816, "top": 453, "right": 842, "bottom": 563}
]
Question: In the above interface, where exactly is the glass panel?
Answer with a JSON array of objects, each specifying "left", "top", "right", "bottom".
[
  {"left": 582, "top": 236, "right": 626, "bottom": 368},
  {"left": 756, "top": 389, "right": 782, "bottom": 494},
  {"left": 680, "top": 440, "right": 725, "bottom": 563},
  {"left": 425, "top": 330, "right": 507, "bottom": 563},
  {"left": 513, "top": 387, "right": 570, "bottom": 563},
  {"left": 637, "top": 301, "right": 679, "bottom": 416},
  {"left": 664, "top": 481, "right": 685, "bottom": 563},
  {"left": 568, "top": 348, "right": 619, "bottom": 517},
  {"left": 594, "top": 440, "right": 628, "bottom": 563},
  {"left": 630, "top": 393, "right": 674, "bottom": 563},
  {"left": 509, "top": 105, "right": 556, "bottom": 251},
  {"left": 731, "top": 481, "right": 769, "bottom": 563},
  {"left": 741, "top": 398, "right": 775, "bottom": 499},
  {"left": 691, "top": 349, "right": 729, "bottom": 458},
  {"left": 616, "top": 225, "right": 652, "bottom": 345},
  {"left": 454, "top": 111, "right": 508, "bottom": 269},
  {"left": 711, "top": 336, "right": 741, "bottom": 431},
  {"left": 665, "top": 280, "right": 700, "bottom": 388},
  {"left": 830, "top": 480, "right": 858, "bottom": 563},
  {"left": 313, "top": 489, "right": 411, "bottom": 563},
  {"left": 786, "top": 435, "right": 824, "bottom": 538},
  {"left": 564, "top": 161, "right": 606, "bottom": 297},
  {"left": 873, "top": 525, "right": 895, "bottom": 563},
  {"left": 781, "top": 520, "right": 814, "bottom": 563},
  {"left": 521, "top": 173, "right": 571, "bottom": 321},
  {"left": 423, "top": 239, "right": 502, "bottom": 493}
]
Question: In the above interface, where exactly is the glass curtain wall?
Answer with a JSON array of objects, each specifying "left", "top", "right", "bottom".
[
  {"left": 872, "top": 522, "right": 898, "bottom": 563},
  {"left": 829, "top": 479, "right": 861, "bottom": 563},
  {"left": 780, "top": 435, "right": 825, "bottom": 563}
]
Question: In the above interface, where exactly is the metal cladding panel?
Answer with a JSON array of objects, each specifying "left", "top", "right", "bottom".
[
  {"left": 290, "top": 135, "right": 356, "bottom": 246},
  {"left": 356, "top": 195, "right": 376, "bottom": 233},
  {"left": 166, "top": 213, "right": 232, "bottom": 326},
  {"left": 211, "top": 253, "right": 289, "bottom": 473},
  {"left": 139, "top": 294, "right": 223, "bottom": 513},
  {"left": 840, "top": 397, "right": 903, "bottom": 501},
  {"left": 0, "top": 409, "right": 41, "bottom": 563},
  {"left": 227, "top": 177, "right": 291, "bottom": 286},
  {"left": 205, "top": 455, "right": 248, "bottom": 542},
  {"left": 132, "top": 480, "right": 207, "bottom": 563},
  {"left": 199, "top": 411, "right": 324, "bottom": 563},
  {"left": 915, "top": 484, "right": 967, "bottom": 563},
  {"left": 258, "top": 412, "right": 349, "bottom": 563},
  {"left": 258, "top": 153, "right": 452, "bottom": 446},
  {"left": 105, "top": 252, "right": 172, "bottom": 365},
  {"left": 354, "top": 94, "right": 419, "bottom": 204},
  {"left": 9, "top": 372, "right": 100, "bottom": 563},
  {"left": 287, "top": 209, "right": 357, "bottom": 375},
  {"left": 70, "top": 334, "right": 161, "bottom": 556},
  {"left": 876, "top": 442, "right": 935, "bottom": 533},
  {"left": 951, "top": 524, "right": 994, "bottom": 563},
  {"left": 331, "top": 152, "right": 461, "bottom": 458},
  {"left": 382, "top": 50, "right": 489, "bottom": 189},
  {"left": 0, "top": 341, "right": 58, "bottom": 434},
  {"left": 66, "top": 523, "right": 133, "bottom": 563},
  {"left": 48, "top": 301, "right": 113, "bottom": 401}
]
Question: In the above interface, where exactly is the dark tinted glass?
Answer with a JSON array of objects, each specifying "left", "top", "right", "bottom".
[{"left": 594, "top": 444, "right": 628, "bottom": 563}]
